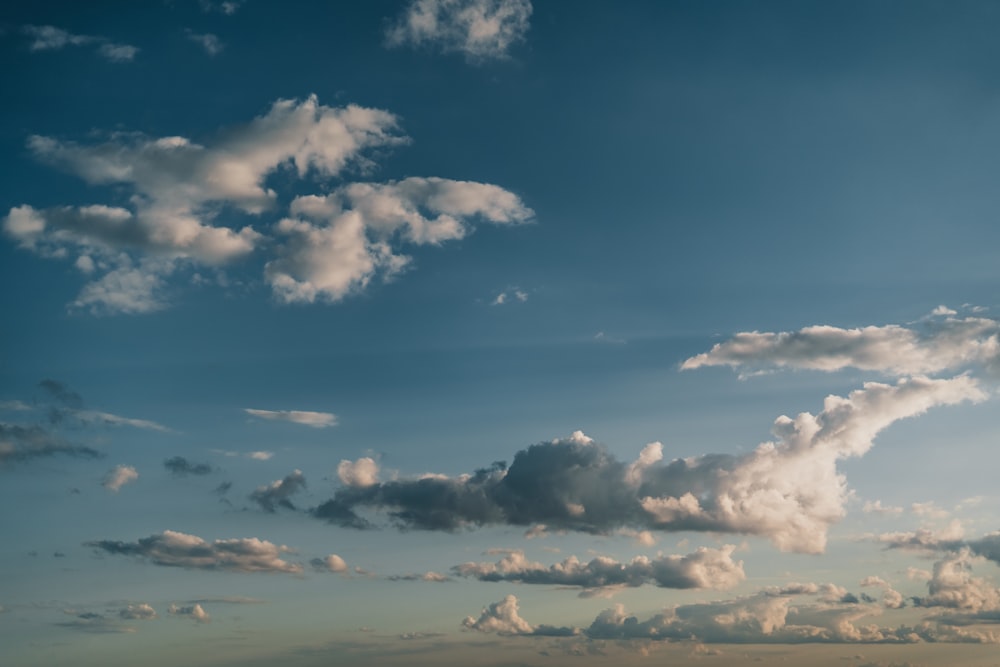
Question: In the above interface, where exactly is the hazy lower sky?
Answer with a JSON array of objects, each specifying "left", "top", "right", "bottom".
[{"left": 3, "top": 1, "right": 1000, "bottom": 665}]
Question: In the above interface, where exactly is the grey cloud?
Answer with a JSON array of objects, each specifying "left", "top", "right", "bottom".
[
  {"left": 86, "top": 530, "right": 303, "bottom": 574},
  {"left": 38, "top": 379, "right": 82, "bottom": 408},
  {"left": 164, "top": 456, "right": 213, "bottom": 476},
  {"left": 313, "top": 376, "right": 981, "bottom": 554},
  {"left": 0, "top": 423, "right": 102, "bottom": 463},
  {"left": 21, "top": 25, "right": 138, "bottom": 62},
  {"left": 452, "top": 545, "right": 744, "bottom": 594},
  {"left": 249, "top": 469, "right": 306, "bottom": 512}
]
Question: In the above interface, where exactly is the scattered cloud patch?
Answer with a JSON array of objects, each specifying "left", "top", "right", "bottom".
[
  {"left": 168, "top": 603, "right": 210, "bottom": 623},
  {"left": 119, "top": 603, "right": 157, "bottom": 620},
  {"left": 185, "top": 29, "right": 224, "bottom": 55},
  {"left": 102, "top": 465, "right": 138, "bottom": 492},
  {"left": 249, "top": 469, "right": 306, "bottom": 512},
  {"left": 310, "top": 554, "right": 348, "bottom": 573},
  {"left": 492, "top": 287, "right": 527, "bottom": 305},
  {"left": 21, "top": 25, "right": 139, "bottom": 62},
  {"left": 164, "top": 456, "right": 213, "bottom": 476},
  {"left": 86, "top": 530, "right": 303, "bottom": 573},
  {"left": 338, "top": 457, "right": 379, "bottom": 487},
  {"left": 245, "top": 408, "right": 337, "bottom": 428},
  {"left": 386, "top": 0, "right": 532, "bottom": 62}
]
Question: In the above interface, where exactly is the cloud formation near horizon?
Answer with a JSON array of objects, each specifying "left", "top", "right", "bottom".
[{"left": 314, "top": 376, "right": 981, "bottom": 553}]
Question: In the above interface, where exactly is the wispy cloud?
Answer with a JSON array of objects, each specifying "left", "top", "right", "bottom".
[
  {"left": 244, "top": 408, "right": 337, "bottom": 428},
  {"left": 102, "top": 465, "right": 138, "bottom": 492},
  {"left": 386, "top": 0, "right": 532, "bottom": 62},
  {"left": 21, "top": 25, "right": 138, "bottom": 62}
]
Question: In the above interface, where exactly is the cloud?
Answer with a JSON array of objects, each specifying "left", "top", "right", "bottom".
[
  {"left": 682, "top": 312, "right": 1000, "bottom": 377},
  {"left": 313, "top": 376, "right": 981, "bottom": 553},
  {"left": 119, "top": 603, "right": 157, "bottom": 620},
  {"left": 386, "top": 0, "right": 532, "bottom": 62},
  {"left": 249, "top": 470, "right": 306, "bottom": 512},
  {"left": 168, "top": 603, "right": 210, "bottom": 623},
  {"left": 0, "top": 423, "right": 102, "bottom": 463},
  {"left": 185, "top": 30, "right": 224, "bottom": 55},
  {"left": 56, "top": 610, "right": 136, "bottom": 634},
  {"left": 862, "top": 500, "right": 904, "bottom": 517},
  {"left": 388, "top": 571, "right": 451, "bottom": 582},
  {"left": 266, "top": 177, "right": 532, "bottom": 303},
  {"left": 21, "top": 25, "right": 138, "bottom": 62},
  {"left": 452, "top": 545, "right": 744, "bottom": 594},
  {"left": 5, "top": 95, "right": 405, "bottom": 313},
  {"left": 164, "top": 456, "right": 213, "bottom": 476},
  {"left": 492, "top": 288, "right": 528, "bottom": 305},
  {"left": 462, "top": 594, "right": 575, "bottom": 637},
  {"left": 102, "top": 465, "right": 138, "bottom": 492},
  {"left": 310, "top": 554, "right": 348, "bottom": 573},
  {"left": 337, "top": 457, "right": 379, "bottom": 487},
  {"left": 244, "top": 408, "right": 338, "bottom": 428},
  {"left": 86, "top": 530, "right": 303, "bottom": 573},
  {"left": 200, "top": 0, "right": 243, "bottom": 13},
  {"left": 912, "top": 550, "right": 1000, "bottom": 612}
]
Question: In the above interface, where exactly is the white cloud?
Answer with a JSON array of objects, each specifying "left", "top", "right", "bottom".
[
  {"left": 914, "top": 550, "right": 1000, "bottom": 612},
  {"left": 267, "top": 178, "right": 532, "bottom": 303},
  {"left": 452, "top": 544, "right": 745, "bottom": 594},
  {"left": 386, "top": 0, "right": 532, "bottom": 62},
  {"left": 97, "top": 43, "right": 138, "bottom": 62},
  {"left": 102, "top": 465, "right": 138, "bottom": 492},
  {"left": 682, "top": 313, "right": 1000, "bottom": 377},
  {"left": 87, "top": 530, "right": 303, "bottom": 574},
  {"left": 249, "top": 451, "right": 274, "bottom": 461},
  {"left": 168, "top": 603, "right": 210, "bottom": 623},
  {"left": 311, "top": 554, "right": 348, "bottom": 573},
  {"left": 862, "top": 500, "right": 904, "bottom": 517},
  {"left": 185, "top": 30, "right": 224, "bottom": 56},
  {"left": 119, "top": 603, "right": 157, "bottom": 620},
  {"left": 337, "top": 457, "right": 379, "bottom": 487},
  {"left": 492, "top": 287, "right": 528, "bottom": 305},
  {"left": 462, "top": 594, "right": 534, "bottom": 635},
  {"left": 244, "top": 408, "right": 338, "bottom": 428}
]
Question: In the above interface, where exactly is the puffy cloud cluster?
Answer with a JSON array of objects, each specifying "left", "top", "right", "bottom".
[
  {"left": 314, "top": 376, "right": 981, "bottom": 553},
  {"left": 681, "top": 312, "right": 999, "bottom": 377},
  {"left": 337, "top": 457, "right": 379, "bottom": 488},
  {"left": 467, "top": 587, "right": 1000, "bottom": 645},
  {"left": 266, "top": 178, "right": 532, "bottom": 303},
  {"left": 244, "top": 408, "right": 337, "bottom": 428},
  {"left": 310, "top": 554, "right": 348, "bottom": 573},
  {"left": 462, "top": 594, "right": 576, "bottom": 637},
  {"left": 385, "top": 0, "right": 532, "bottom": 62},
  {"left": 249, "top": 470, "right": 307, "bottom": 512},
  {"left": 452, "top": 545, "right": 744, "bottom": 594},
  {"left": 4, "top": 95, "right": 532, "bottom": 314},
  {"left": 86, "top": 530, "right": 303, "bottom": 573}
]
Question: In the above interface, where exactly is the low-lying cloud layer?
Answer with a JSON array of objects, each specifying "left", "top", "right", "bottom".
[
  {"left": 314, "top": 376, "right": 981, "bottom": 553},
  {"left": 452, "top": 545, "right": 744, "bottom": 594}
]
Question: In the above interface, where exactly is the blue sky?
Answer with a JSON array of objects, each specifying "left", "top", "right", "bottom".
[{"left": 2, "top": 1, "right": 1000, "bottom": 665}]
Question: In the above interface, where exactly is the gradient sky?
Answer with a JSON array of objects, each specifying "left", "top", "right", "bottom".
[{"left": 2, "top": 2, "right": 1000, "bottom": 666}]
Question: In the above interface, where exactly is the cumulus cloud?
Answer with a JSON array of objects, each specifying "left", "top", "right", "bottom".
[
  {"left": 682, "top": 312, "right": 1000, "bottom": 377},
  {"left": 21, "top": 25, "right": 138, "bottom": 62},
  {"left": 313, "top": 376, "right": 981, "bottom": 553},
  {"left": 168, "top": 603, "right": 210, "bottom": 623},
  {"left": 337, "top": 457, "right": 379, "bottom": 487},
  {"left": 244, "top": 408, "right": 337, "bottom": 428},
  {"left": 385, "top": 0, "right": 532, "bottom": 62},
  {"left": 86, "top": 530, "right": 303, "bottom": 573},
  {"left": 249, "top": 470, "right": 306, "bottom": 512},
  {"left": 912, "top": 550, "right": 1000, "bottom": 612},
  {"left": 462, "top": 594, "right": 575, "bottom": 636},
  {"left": 452, "top": 545, "right": 744, "bottom": 594},
  {"left": 4, "top": 95, "right": 405, "bottom": 313},
  {"left": 164, "top": 456, "right": 213, "bottom": 476},
  {"left": 310, "top": 554, "right": 348, "bottom": 573},
  {"left": 266, "top": 177, "right": 532, "bottom": 303},
  {"left": 119, "top": 603, "right": 157, "bottom": 620},
  {"left": 102, "top": 465, "right": 138, "bottom": 492}
]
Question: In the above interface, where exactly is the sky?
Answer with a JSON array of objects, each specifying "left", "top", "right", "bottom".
[{"left": 2, "top": 1, "right": 1000, "bottom": 665}]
